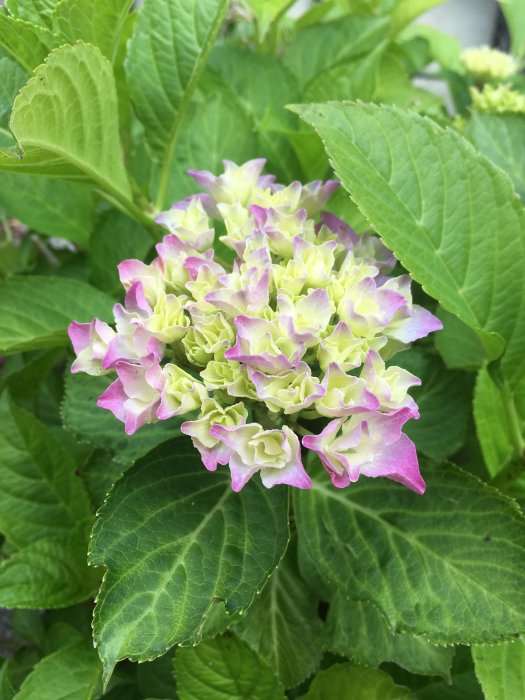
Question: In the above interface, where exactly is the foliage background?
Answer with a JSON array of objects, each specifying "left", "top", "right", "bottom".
[{"left": 1, "top": 0, "right": 525, "bottom": 698}]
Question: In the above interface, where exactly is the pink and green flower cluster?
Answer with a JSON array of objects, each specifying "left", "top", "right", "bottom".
[{"left": 69, "top": 159, "right": 441, "bottom": 493}]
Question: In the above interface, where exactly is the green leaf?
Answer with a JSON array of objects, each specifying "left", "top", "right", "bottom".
[
  {"left": 175, "top": 635, "right": 286, "bottom": 700},
  {"left": 0, "top": 399, "right": 92, "bottom": 548},
  {"left": 235, "top": 537, "right": 323, "bottom": 688},
  {"left": 294, "top": 461, "right": 525, "bottom": 644},
  {"left": 125, "top": 0, "right": 230, "bottom": 206},
  {"left": 159, "top": 71, "right": 259, "bottom": 204},
  {"left": 88, "top": 210, "right": 151, "bottom": 294},
  {"left": 500, "top": 0, "right": 525, "bottom": 57},
  {"left": 472, "top": 638, "right": 525, "bottom": 700},
  {"left": 0, "top": 13, "right": 56, "bottom": 72},
  {"left": 52, "top": 0, "right": 134, "bottom": 62},
  {"left": 399, "top": 24, "right": 462, "bottom": 73},
  {"left": 435, "top": 308, "right": 485, "bottom": 371},
  {"left": 0, "top": 276, "right": 113, "bottom": 354},
  {"left": 62, "top": 373, "right": 184, "bottom": 465},
  {"left": 5, "top": 0, "right": 57, "bottom": 28},
  {"left": 9, "top": 43, "right": 132, "bottom": 201},
  {"left": 474, "top": 366, "right": 514, "bottom": 476},
  {"left": 0, "top": 176, "right": 95, "bottom": 246},
  {"left": 13, "top": 640, "right": 102, "bottom": 700},
  {"left": 389, "top": 0, "right": 447, "bottom": 36},
  {"left": 0, "top": 532, "right": 98, "bottom": 609},
  {"left": 466, "top": 113, "right": 525, "bottom": 201},
  {"left": 303, "top": 47, "right": 385, "bottom": 103},
  {"left": 394, "top": 349, "right": 472, "bottom": 462},
  {"left": 0, "top": 55, "right": 26, "bottom": 129},
  {"left": 244, "top": 0, "right": 294, "bottom": 42},
  {"left": 326, "top": 593, "right": 453, "bottom": 679},
  {"left": 283, "top": 16, "right": 389, "bottom": 91},
  {"left": 89, "top": 439, "right": 289, "bottom": 675},
  {"left": 302, "top": 663, "right": 413, "bottom": 700},
  {"left": 294, "top": 103, "right": 524, "bottom": 380}
]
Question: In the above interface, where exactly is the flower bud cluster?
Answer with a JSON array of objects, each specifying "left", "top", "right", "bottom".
[
  {"left": 69, "top": 159, "right": 441, "bottom": 493},
  {"left": 461, "top": 46, "right": 517, "bottom": 83}
]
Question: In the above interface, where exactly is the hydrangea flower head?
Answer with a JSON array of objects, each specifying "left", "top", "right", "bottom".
[
  {"left": 461, "top": 46, "right": 517, "bottom": 83},
  {"left": 69, "top": 159, "right": 441, "bottom": 494},
  {"left": 470, "top": 83, "right": 525, "bottom": 115}
]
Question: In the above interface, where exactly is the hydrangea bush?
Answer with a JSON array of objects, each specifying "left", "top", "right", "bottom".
[{"left": 1, "top": 1, "right": 525, "bottom": 699}]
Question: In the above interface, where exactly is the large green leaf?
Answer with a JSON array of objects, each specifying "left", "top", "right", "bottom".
[
  {"left": 13, "top": 640, "right": 102, "bottom": 700},
  {"left": 125, "top": 0, "right": 229, "bottom": 205},
  {"left": 395, "top": 349, "right": 472, "bottom": 462},
  {"left": 0, "top": 399, "right": 92, "bottom": 548},
  {"left": 0, "top": 276, "right": 113, "bottom": 354},
  {"left": 175, "top": 635, "right": 286, "bottom": 699},
  {"left": 89, "top": 440, "right": 289, "bottom": 675},
  {"left": 294, "top": 103, "right": 524, "bottom": 377},
  {"left": 467, "top": 113, "right": 525, "bottom": 201},
  {"left": 302, "top": 663, "right": 413, "bottom": 700},
  {"left": 472, "top": 638, "right": 525, "bottom": 700},
  {"left": 52, "top": 0, "right": 134, "bottom": 62},
  {"left": 0, "top": 175, "right": 95, "bottom": 246},
  {"left": 283, "top": 16, "right": 389, "bottom": 90},
  {"left": 8, "top": 43, "right": 132, "bottom": 201},
  {"left": 0, "top": 532, "right": 98, "bottom": 609},
  {"left": 326, "top": 593, "right": 453, "bottom": 679},
  {"left": 294, "top": 462, "right": 525, "bottom": 643},
  {"left": 0, "top": 13, "right": 56, "bottom": 71},
  {"left": 235, "top": 538, "right": 323, "bottom": 688},
  {"left": 62, "top": 373, "right": 184, "bottom": 465}
]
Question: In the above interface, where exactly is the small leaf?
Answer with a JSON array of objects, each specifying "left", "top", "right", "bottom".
[
  {"left": 283, "top": 16, "right": 389, "bottom": 90},
  {"left": 473, "top": 638, "right": 525, "bottom": 700},
  {"left": 88, "top": 210, "right": 151, "bottom": 294},
  {"left": 0, "top": 532, "right": 98, "bottom": 609},
  {"left": 395, "top": 348, "right": 472, "bottom": 462},
  {"left": 500, "top": 0, "right": 525, "bottom": 57},
  {"left": 13, "top": 640, "right": 102, "bottom": 700},
  {"left": 51, "top": 0, "right": 134, "bottom": 62},
  {"left": 5, "top": 0, "right": 57, "bottom": 28},
  {"left": 62, "top": 373, "right": 183, "bottom": 465},
  {"left": 326, "top": 593, "right": 454, "bottom": 680},
  {"left": 0, "top": 53, "right": 26, "bottom": 128},
  {"left": 435, "top": 308, "right": 485, "bottom": 371},
  {"left": 0, "top": 276, "right": 114, "bottom": 354},
  {"left": 0, "top": 399, "right": 92, "bottom": 548},
  {"left": 235, "top": 538, "right": 324, "bottom": 688},
  {"left": 302, "top": 663, "right": 413, "bottom": 700},
  {"left": 0, "top": 13, "right": 56, "bottom": 71},
  {"left": 9, "top": 43, "right": 131, "bottom": 200},
  {"left": 294, "top": 461, "right": 525, "bottom": 644},
  {"left": 175, "top": 635, "right": 286, "bottom": 700},
  {"left": 0, "top": 176, "right": 95, "bottom": 246},
  {"left": 474, "top": 366, "right": 514, "bottom": 476},
  {"left": 467, "top": 113, "right": 525, "bottom": 201},
  {"left": 89, "top": 439, "right": 289, "bottom": 675}
]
